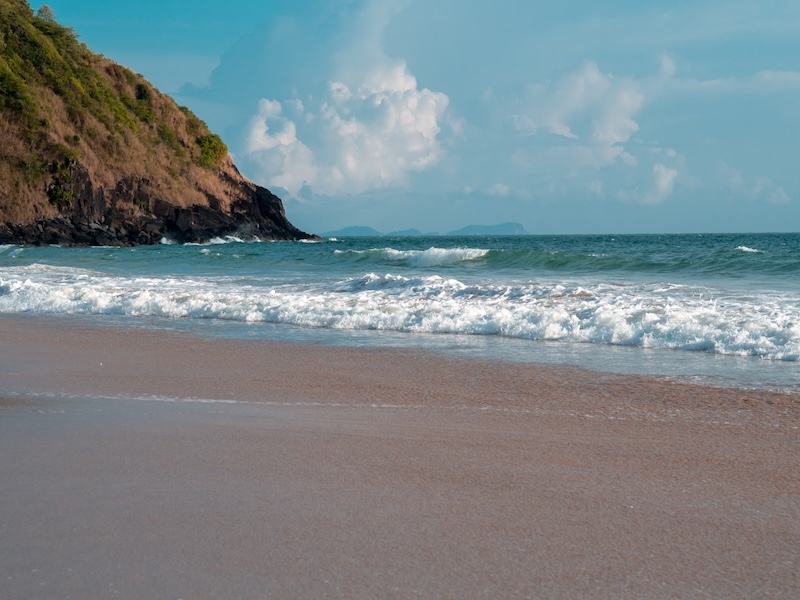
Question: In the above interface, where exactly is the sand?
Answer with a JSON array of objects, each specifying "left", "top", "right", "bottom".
[{"left": 1, "top": 315, "right": 798, "bottom": 598}]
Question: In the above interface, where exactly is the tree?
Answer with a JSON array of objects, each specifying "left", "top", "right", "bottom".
[{"left": 36, "top": 5, "right": 56, "bottom": 23}]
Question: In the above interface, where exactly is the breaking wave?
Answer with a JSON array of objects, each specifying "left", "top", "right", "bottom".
[{"left": 1, "top": 267, "right": 797, "bottom": 361}]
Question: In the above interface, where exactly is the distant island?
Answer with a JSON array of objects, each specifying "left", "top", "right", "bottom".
[
  {"left": 321, "top": 222, "right": 528, "bottom": 237},
  {"left": 0, "top": 0, "right": 315, "bottom": 245}
]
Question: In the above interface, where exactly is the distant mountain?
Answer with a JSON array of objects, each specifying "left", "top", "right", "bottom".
[
  {"left": 447, "top": 222, "right": 529, "bottom": 236},
  {"left": 321, "top": 225, "right": 384, "bottom": 237},
  {"left": 0, "top": 0, "right": 314, "bottom": 245}
]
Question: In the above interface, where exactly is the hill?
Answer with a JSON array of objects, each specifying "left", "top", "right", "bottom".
[{"left": 0, "top": 0, "right": 314, "bottom": 245}]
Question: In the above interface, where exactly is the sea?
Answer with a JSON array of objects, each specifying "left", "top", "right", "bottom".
[{"left": 1, "top": 232, "right": 798, "bottom": 392}]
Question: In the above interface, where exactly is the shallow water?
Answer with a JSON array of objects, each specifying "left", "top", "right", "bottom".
[{"left": 1, "top": 233, "right": 798, "bottom": 391}]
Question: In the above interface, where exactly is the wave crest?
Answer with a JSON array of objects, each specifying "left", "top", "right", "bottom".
[{"left": 2, "top": 270, "right": 797, "bottom": 361}]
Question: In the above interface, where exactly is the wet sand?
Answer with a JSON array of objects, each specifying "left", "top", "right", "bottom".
[{"left": 1, "top": 315, "right": 798, "bottom": 598}]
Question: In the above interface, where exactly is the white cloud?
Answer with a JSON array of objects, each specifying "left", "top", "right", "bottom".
[
  {"left": 591, "top": 80, "right": 643, "bottom": 147},
  {"left": 245, "top": 100, "right": 317, "bottom": 196},
  {"left": 504, "top": 58, "right": 720, "bottom": 207},
  {"left": 511, "top": 61, "right": 646, "bottom": 168},
  {"left": 768, "top": 187, "right": 791, "bottom": 205},
  {"left": 613, "top": 162, "right": 680, "bottom": 205},
  {"left": 242, "top": 1, "right": 450, "bottom": 197},
  {"left": 722, "top": 164, "right": 793, "bottom": 205},
  {"left": 645, "top": 163, "right": 678, "bottom": 204},
  {"left": 668, "top": 70, "right": 800, "bottom": 96}
]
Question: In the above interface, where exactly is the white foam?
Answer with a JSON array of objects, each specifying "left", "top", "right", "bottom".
[
  {"left": 332, "top": 247, "right": 489, "bottom": 267},
  {"left": 382, "top": 247, "right": 489, "bottom": 267},
  {"left": 1, "top": 268, "right": 798, "bottom": 361},
  {"left": 736, "top": 246, "right": 764, "bottom": 253}
]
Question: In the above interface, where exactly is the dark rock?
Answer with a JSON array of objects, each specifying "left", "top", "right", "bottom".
[{"left": 2, "top": 160, "right": 317, "bottom": 246}]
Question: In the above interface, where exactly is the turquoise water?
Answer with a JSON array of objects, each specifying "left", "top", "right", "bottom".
[{"left": 1, "top": 233, "right": 798, "bottom": 390}]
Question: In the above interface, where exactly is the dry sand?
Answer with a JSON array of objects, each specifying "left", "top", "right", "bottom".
[{"left": 1, "top": 315, "right": 798, "bottom": 598}]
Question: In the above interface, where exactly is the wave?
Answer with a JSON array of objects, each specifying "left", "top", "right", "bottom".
[
  {"left": 0, "top": 245, "right": 24, "bottom": 259},
  {"left": 333, "top": 247, "right": 489, "bottom": 268},
  {"left": 324, "top": 243, "right": 797, "bottom": 278},
  {"left": 1, "top": 270, "right": 797, "bottom": 361},
  {"left": 183, "top": 235, "right": 260, "bottom": 246},
  {"left": 382, "top": 247, "right": 490, "bottom": 267}
]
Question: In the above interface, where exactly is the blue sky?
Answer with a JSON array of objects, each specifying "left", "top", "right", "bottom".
[{"left": 37, "top": 1, "right": 800, "bottom": 234}]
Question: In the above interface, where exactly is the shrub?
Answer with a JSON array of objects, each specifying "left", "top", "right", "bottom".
[
  {"left": 157, "top": 122, "right": 179, "bottom": 150},
  {"left": 135, "top": 82, "right": 152, "bottom": 103},
  {"left": 196, "top": 133, "right": 227, "bottom": 168},
  {"left": 0, "top": 59, "right": 36, "bottom": 116},
  {"left": 181, "top": 106, "right": 204, "bottom": 136},
  {"left": 48, "top": 185, "right": 73, "bottom": 206}
]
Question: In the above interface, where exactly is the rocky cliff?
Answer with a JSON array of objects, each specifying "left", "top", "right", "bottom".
[{"left": 0, "top": 0, "right": 315, "bottom": 245}]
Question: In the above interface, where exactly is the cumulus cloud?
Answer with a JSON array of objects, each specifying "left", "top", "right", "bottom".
[
  {"left": 245, "top": 100, "right": 317, "bottom": 196},
  {"left": 511, "top": 61, "right": 645, "bottom": 168},
  {"left": 242, "top": 1, "right": 451, "bottom": 197}
]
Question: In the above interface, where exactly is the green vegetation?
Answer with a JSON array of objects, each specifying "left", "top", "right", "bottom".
[
  {"left": 0, "top": 57, "right": 36, "bottom": 115},
  {"left": 35, "top": 4, "right": 55, "bottom": 23},
  {"left": 47, "top": 184, "right": 73, "bottom": 206},
  {"left": 0, "top": 0, "right": 237, "bottom": 222},
  {"left": 46, "top": 143, "right": 77, "bottom": 206},
  {"left": 181, "top": 106, "right": 203, "bottom": 136},
  {"left": 196, "top": 133, "right": 227, "bottom": 168},
  {"left": 157, "top": 122, "right": 180, "bottom": 152}
]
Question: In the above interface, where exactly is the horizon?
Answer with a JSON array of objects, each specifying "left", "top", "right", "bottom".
[
  {"left": 34, "top": 1, "right": 800, "bottom": 236},
  {"left": 319, "top": 228, "right": 800, "bottom": 237}
]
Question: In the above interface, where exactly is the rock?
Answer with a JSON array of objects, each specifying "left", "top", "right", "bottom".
[{"left": 1, "top": 160, "right": 316, "bottom": 246}]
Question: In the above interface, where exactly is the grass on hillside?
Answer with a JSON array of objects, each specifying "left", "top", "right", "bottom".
[{"left": 0, "top": 0, "right": 231, "bottom": 221}]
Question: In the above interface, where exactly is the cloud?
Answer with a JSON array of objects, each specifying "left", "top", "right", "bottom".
[
  {"left": 510, "top": 61, "right": 647, "bottom": 171},
  {"left": 722, "top": 164, "right": 792, "bottom": 205},
  {"left": 486, "top": 183, "right": 510, "bottom": 197},
  {"left": 669, "top": 70, "right": 800, "bottom": 96},
  {"left": 768, "top": 187, "right": 791, "bottom": 205},
  {"left": 241, "top": 1, "right": 451, "bottom": 197},
  {"left": 645, "top": 163, "right": 679, "bottom": 204},
  {"left": 183, "top": 1, "right": 798, "bottom": 233},
  {"left": 245, "top": 100, "right": 318, "bottom": 197}
]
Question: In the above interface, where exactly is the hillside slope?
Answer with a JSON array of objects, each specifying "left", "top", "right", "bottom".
[{"left": 0, "top": 0, "right": 314, "bottom": 245}]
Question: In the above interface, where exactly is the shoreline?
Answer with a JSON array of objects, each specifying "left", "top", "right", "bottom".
[
  {"left": 1, "top": 314, "right": 798, "bottom": 597},
  {"left": 1, "top": 313, "right": 797, "bottom": 426}
]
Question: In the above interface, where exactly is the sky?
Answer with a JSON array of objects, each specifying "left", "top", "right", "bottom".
[{"left": 35, "top": 0, "right": 800, "bottom": 235}]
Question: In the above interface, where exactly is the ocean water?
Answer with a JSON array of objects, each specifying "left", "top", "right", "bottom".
[{"left": 1, "top": 233, "right": 798, "bottom": 391}]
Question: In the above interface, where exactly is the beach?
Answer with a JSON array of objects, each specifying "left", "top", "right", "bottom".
[{"left": 0, "top": 315, "right": 797, "bottom": 598}]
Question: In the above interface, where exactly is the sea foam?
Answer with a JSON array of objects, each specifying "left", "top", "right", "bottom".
[
  {"left": 334, "top": 247, "right": 489, "bottom": 268},
  {"left": 1, "top": 268, "right": 797, "bottom": 361}
]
